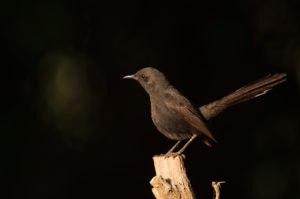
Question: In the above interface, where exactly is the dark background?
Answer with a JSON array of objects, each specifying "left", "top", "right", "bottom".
[{"left": 1, "top": 0, "right": 299, "bottom": 198}]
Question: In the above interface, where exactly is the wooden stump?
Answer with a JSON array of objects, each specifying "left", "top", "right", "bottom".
[{"left": 150, "top": 155, "right": 196, "bottom": 199}]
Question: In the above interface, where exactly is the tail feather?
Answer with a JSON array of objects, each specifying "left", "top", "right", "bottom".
[
  {"left": 222, "top": 73, "right": 287, "bottom": 106},
  {"left": 199, "top": 73, "right": 287, "bottom": 120}
]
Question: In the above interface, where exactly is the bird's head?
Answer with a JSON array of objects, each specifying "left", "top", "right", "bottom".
[{"left": 123, "top": 67, "right": 170, "bottom": 95}]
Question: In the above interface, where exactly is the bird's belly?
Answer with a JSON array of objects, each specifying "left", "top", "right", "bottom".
[{"left": 151, "top": 104, "right": 193, "bottom": 140}]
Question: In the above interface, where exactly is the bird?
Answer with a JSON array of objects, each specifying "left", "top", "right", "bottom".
[{"left": 123, "top": 67, "right": 287, "bottom": 156}]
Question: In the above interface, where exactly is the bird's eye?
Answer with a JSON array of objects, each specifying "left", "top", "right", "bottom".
[{"left": 141, "top": 74, "right": 148, "bottom": 82}]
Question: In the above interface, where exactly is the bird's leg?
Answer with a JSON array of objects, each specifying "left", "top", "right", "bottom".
[
  {"left": 176, "top": 134, "right": 198, "bottom": 155},
  {"left": 166, "top": 140, "right": 181, "bottom": 155}
]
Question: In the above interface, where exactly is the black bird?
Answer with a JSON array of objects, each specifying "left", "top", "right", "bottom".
[{"left": 124, "top": 67, "right": 286, "bottom": 156}]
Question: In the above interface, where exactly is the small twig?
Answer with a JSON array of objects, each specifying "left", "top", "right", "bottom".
[{"left": 211, "top": 181, "right": 225, "bottom": 199}]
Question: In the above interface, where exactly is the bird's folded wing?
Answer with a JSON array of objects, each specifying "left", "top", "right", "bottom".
[{"left": 164, "top": 93, "right": 217, "bottom": 142}]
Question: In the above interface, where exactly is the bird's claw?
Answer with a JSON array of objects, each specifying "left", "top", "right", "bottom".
[{"left": 164, "top": 152, "right": 185, "bottom": 159}]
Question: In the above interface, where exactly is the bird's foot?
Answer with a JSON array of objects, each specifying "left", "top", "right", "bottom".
[{"left": 164, "top": 152, "right": 185, "bottom": 159}]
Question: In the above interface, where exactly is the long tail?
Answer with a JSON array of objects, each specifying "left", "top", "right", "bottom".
[{"left": 199, "top": 73, "right": 287, "bottom": 120}]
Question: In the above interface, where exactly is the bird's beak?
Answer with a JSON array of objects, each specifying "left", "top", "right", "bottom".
[{"left": 123, "top": 74, "right": 136, "bottom": 80}]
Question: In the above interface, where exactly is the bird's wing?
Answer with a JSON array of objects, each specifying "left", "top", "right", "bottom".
[{"left": 163, "top": 89, "right": 217, "bottom": 142}]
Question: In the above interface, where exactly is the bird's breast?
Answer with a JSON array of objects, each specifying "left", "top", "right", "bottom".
[{"left": 150, "top": 99, "right": 193, "bottom": 140}]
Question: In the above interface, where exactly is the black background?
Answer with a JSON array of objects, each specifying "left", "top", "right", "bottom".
[{"left": 2, "top": 0, "right": 300, "bottom": 198}]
